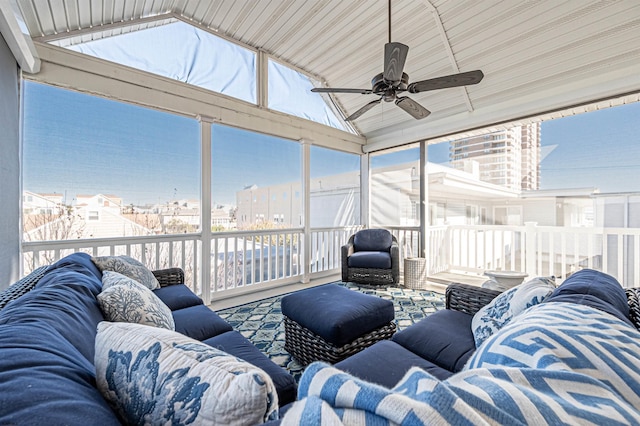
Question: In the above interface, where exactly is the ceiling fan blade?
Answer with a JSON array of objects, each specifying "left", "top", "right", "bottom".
[
  {"left": 407, "top": 70, "right": 484, "bottom": 93},
  {"left": 383, "top": 42, "right": 409, "bottom": 84},
  {"left": 395, "top": 96, "right": 431, "bottom": 120},
  {"left": 311, "top": 87, "right": 373, "bottom": 94},
  {"left": 346, "top": 98, "right": 382, "bottom": 121}
]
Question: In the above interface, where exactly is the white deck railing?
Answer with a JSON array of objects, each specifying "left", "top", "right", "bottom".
[
  {"left": 21, "top": 227, "right": 361, "bottom": 301},
  {"left": 429, "top": 223, "right": 640, "bottom": 288},
  {"left": 21, "top": 223, "right": 640, "bottom": 302}
]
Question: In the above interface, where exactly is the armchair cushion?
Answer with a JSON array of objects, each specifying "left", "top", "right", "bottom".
[
  {"left": 353, "top": 229, "right": 393, "bottom": 252},
  {"left": 347, "top": 251, "right": 392, "bottom": 269}
]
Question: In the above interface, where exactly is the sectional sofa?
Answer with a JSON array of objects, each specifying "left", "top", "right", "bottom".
[
  {"left": 285, "top": 269, "right": 640, "bottom": 423},
  {"left": 0, "top": 253, "right": 296, "bottom": 425},
  {"left": 2, "top": 253, "right": 639, "bottom": 425}
]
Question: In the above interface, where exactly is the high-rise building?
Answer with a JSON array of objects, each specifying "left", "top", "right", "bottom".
[
  {"left": 449, "top": 123, "right": 540, "bottom": 191},
  {"left": 520, "top": 123, "right": 541, "bottom": 191}
]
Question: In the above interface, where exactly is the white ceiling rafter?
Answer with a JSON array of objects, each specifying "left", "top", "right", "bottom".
[{"left": 421, "top": 0, "right": 474, "bottom": 112}]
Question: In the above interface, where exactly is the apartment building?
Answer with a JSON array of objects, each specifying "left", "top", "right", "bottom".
[{"left": 449, "top": 124, "right": 541, "bottom": 191}]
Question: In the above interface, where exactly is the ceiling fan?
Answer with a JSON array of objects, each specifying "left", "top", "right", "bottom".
[{"left": 311, "top": 0, "right": 484, "bottom": 121}]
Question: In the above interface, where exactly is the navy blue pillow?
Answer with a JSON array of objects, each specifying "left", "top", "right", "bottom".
[
  {"left": 0, "top": 323, "right": 120, "bottom": 425},
  {"left": 544, "top": 269, "right": 633, "bottom": 327},
  {"left": 353, "top": 229, "right": 393, "bottom": 252}
]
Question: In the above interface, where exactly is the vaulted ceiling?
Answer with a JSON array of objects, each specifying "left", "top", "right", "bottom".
[{"left": 12, "top": 0, "right": 640, "bottom": 152}]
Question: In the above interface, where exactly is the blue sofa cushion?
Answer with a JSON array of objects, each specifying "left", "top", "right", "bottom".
[
  {"left": 204, "top": 330, "right": 298, "bottom": 406},
  {"left": 348, "top": 251, "right": 392, "bottom": 269},
  {"left": 0, "top": 323, "right": 120, "bottom": 425},
  {"left": 353, "top": 229, "right": 392, "bottom": 252},
  {"left": 392, "top": 309, "right": 476, "bottom": 372},
  {"left": 0, "top": 255, "right": 106, "bottom": 362},
  {"left": 544, "top": 269, "right": 634, "bottom": 327},
  {"left": 153, "top": 284, "right": 204, "bottom": 311},
  {"left": 281, "top": 284, "right": 395, "bottom": 347},
  {"left": 335, "top": 340, "right": 453, "bottom": 388},
  {"left": 42, "top": 252, "right": 103, "bottom": 283},
  {"left": 172, "top": 304, "right": 233, "bottom": 340}
]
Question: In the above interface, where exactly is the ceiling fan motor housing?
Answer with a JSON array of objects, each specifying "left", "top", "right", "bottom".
[{"left": 372, "top": 72, "right": 409, "bottom": 99}]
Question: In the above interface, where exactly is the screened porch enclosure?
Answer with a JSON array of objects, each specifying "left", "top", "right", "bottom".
[{"left": 8, "top": 1, "right": 640, "bottom": 302}]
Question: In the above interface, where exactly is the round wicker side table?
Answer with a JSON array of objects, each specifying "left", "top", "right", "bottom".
[{"left": 404, "top": 257, "right": 427, "bottom": 289}]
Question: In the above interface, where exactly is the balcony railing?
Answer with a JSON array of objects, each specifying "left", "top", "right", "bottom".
[
  {"left": 21, "top": 226, "right": 361, "bottom": 302},
  {"left": 427, "top": 223, "right": 640, "bottom": 288},
  {"left": 21, "top": 223, "right": 640, "bottom": 304}
]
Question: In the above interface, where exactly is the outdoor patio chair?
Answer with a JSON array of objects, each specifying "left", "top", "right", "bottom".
[{"left": 342, "top": 228, "right": 399, "bottom": 285}]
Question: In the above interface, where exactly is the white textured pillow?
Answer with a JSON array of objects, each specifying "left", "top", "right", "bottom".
[
  {"left": 95, "top": 322, "right": 279, "bottom": 425},
  {"left": 98, "top": 271, "right": 174, "bottom": 330},
  {"left": 471, "top": 276, "right": 556, "bottom": 348},
  {"left": 92, "top": 255, "right": 160, "bottom": 290}
]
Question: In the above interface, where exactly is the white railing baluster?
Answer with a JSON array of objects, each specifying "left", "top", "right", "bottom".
[{"left": 21, "top": 224, "right": 640, "bottom": 297}]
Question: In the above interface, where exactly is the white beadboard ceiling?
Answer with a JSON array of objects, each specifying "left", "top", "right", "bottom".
[{"left": 13, "top": 0, "right": 640, "bottom": 152}]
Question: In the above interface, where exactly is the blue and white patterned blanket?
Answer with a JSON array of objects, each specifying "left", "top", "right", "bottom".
[{"left": 282, "top": 302, "right": 640, "bottom": 425}]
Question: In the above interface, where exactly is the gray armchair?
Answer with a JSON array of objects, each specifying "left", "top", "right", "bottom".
[{"left": 341, "top": 228, "right": 399, "bottom": 285}]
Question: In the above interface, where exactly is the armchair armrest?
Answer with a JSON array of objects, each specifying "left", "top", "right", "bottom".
[
  {"left": 626, "top": 288, "right": 640, "bottom": 330},
  {"left": 341, "top": 236, "right": 356, "bottom": 282},
  {"left": 0, "top": 266, "right": 49, "bottom": 311},
  {"left": 153, "top": 267, "right": 185, "bottom": 287},
  {"left": 446, "top": 283, "right": 502, "bottom": 316},
  {"left": 390, "top": 239, "right": 400, "bottom": 283}
]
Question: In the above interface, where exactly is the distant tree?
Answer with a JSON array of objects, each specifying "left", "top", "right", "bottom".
[
  {"left": 23, "top": 205, "right": 86, "bottom": 242},
  {"left": 23, "top": 205, "right": 86, "bottom": 265}
]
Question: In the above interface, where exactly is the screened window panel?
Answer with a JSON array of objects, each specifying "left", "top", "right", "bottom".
[
  {"left": 310, "top": 146, "right": 360, "bottom": 227},
  {"left": 22, "top": 81, "right": 200, "bottom": 241},
  {"left": 268, "top": 59, "right": 349, "bottom": 132},
  {"left": 211, "top": 125, "right": 301, "bottom": 231},
  {"left": 65, "top": 21, "right": 257, "bottom": 104},
  {"left": 370, "top": 147, "right": 420, "bottom": 227}
]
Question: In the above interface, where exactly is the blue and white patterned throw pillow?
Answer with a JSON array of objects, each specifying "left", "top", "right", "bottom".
[
  {"left": 98, "top": 271, "right": 175, "bottom": 330},
  {"left": 92, "top": 255, "right": 160, "bottom": 290},
  {"left": 471, "top": 276, "right": 556, "bottom": 347},
  {"left": 95, "top": 322, "right": 278, "bottom": 425}
]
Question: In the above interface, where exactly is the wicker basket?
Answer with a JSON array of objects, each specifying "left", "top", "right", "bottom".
[{"left": 404, "top": 257, "right": 427, "bottom": 289}]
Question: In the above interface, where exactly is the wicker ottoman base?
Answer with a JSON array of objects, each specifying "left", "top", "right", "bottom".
[{"left": 283, "top": 316, "right": 396, "bottom": 365}]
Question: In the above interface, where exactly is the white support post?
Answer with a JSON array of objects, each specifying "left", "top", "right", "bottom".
[
  {"left": 198, "top": 116, "right": 215, "bottom": 304},
  {"left": 257, "top": 50, "right": 268, "bottom": 109},
  {"left": 525, "top": 221, "right": 538, "bottom": 278},
  {"left": 301, "top": 139, "right": 312, "bottom": 283},
  {"left": 360, "top": 153, "right": 370, "bottom": 227},
  {"left": 420, "top": 141, "right": 428, "bottom": 259}
]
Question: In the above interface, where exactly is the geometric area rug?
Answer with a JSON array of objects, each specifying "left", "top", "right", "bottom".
[{"left": 216, "top": 282, "right": 445, "bottom": 384}]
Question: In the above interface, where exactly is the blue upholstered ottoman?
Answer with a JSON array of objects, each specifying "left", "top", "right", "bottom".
[{"left": 281, "top": 284, "right": 396, "bottom": 365}]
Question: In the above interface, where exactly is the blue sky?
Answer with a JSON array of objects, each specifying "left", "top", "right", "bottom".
[
  {"left": 23, "top": 80, "right": 640, "bottom": 206},
  {"left": 425, "top": 102, "right": 640, "bottom": 193}
]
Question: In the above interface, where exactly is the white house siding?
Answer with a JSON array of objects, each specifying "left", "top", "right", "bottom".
[{"left": 82, "top": 208, "right": 152, "bottom": 238}]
